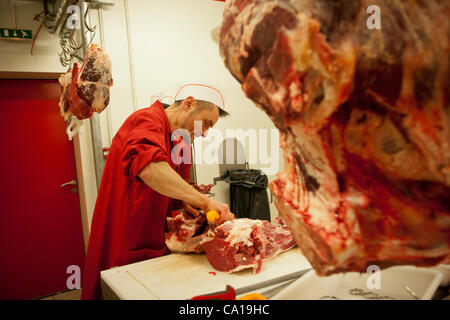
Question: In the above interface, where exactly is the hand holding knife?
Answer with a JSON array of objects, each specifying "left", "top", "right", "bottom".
[
  {"left": 206, "top": 210, "right": 221, "bottom": 232},
  {"left": 203, "top": 198, "right": 235, "bottom": 232}
]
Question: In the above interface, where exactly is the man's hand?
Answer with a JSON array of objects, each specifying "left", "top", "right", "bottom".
[
  {"left": 203, "top": 198, "right": 235, "bottom": 225},
  {"left": 182, "top": 198, "right": 235, "bottom": 225}
]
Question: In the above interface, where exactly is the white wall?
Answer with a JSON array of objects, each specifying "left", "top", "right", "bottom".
[{"left": 97, "top": 0, "right": 284, "bottom": 221}]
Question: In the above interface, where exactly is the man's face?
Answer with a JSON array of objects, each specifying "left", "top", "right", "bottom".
[{"left": 181, "top": 103, "right": 220, "bottom": 142}]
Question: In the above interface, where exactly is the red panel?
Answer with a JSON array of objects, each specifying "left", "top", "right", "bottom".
[{"left": 0, "top": 79, "right": 85, "bottom": 299}]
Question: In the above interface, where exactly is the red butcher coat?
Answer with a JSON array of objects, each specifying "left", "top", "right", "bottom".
[{"left": 81, "top": 100, "right": 191, "bottom": 300}]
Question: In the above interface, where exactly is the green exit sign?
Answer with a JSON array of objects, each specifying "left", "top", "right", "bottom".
[{"left": 0, "top": 28, "right": 32, "bottom": 40}]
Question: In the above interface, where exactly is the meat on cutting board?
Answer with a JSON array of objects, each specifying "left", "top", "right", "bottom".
[
  {"left": 58, "top": 44, "right": 113, "bottom": 120},
  {"left": 201, "top": 217, "right": 296, "bottom": 274},
  {"left": 218, "top": 0, "right": 450, "bottom": 275},
  {"left": 165, "top": 213, "right": 296, "bottom": 273}
]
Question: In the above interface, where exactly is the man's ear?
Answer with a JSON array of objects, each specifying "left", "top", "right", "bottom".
[{"left": 183, "top": 96, "right": 195, "bottom": 111}]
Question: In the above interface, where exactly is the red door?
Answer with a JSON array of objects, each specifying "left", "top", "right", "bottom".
[{"left": 0, "top": 79, "right": 86, "bottom": 299}]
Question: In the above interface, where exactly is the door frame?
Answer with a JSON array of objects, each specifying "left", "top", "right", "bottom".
[{"left": 0, "top": 71, "right": 97, "bottom": 253}]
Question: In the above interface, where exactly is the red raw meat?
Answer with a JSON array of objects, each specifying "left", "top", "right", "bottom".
[
  {"left": 202, "top": 218, "right": 296, "bottom": 274},
  {"left": 58, "top": 44, "right": 113, "bottom": 120},
  {"left": 166, "top": 213, "right": 296, "bottom": 273},
  {"left": 165, "top": 212, "right": 210, "bottom": 253},
  {"left": 218, "top": 0, "right": 450, "bottom": 275}
]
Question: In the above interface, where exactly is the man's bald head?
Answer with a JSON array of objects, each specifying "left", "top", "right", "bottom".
[
  {"left": 167, "top": 96, "right": 228, "bottom": 141},
  {"left": 173, "top": 99, "right": 229, "bottom": 118}
]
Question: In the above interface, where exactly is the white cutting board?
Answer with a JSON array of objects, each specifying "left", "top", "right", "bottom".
[{"left": 101, "top": 248, "right": 311, "bottom": 300}]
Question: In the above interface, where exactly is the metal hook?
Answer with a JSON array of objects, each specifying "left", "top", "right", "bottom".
[
  {"left": 83, "top": 3, "right": 96, "bottom": 33},
  {"left": 84, "top": 29, "right": 96, "bottom": 48},
  {"left": 70, "top": 36, "right": 85, "bottom": 51}
]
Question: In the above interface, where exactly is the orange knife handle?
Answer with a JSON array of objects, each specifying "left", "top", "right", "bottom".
[
  {"left": 191, "top": 285, "right": 236, "bottom": 300},
  {"left": 206, "top": 210, "right": 220, "bottom": 224}
]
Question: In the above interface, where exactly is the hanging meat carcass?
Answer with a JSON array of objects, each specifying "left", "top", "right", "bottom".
[
  {"left": 58, "top": 44, "right": 113, "bottom": 120},
  {"left": 218, "top": 0, "right": 450, "bottom": 275}
]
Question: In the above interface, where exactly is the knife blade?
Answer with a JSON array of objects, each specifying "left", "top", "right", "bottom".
[
  {"left": 200, "top": 268, "right": 312, "bottom": 298},
  {"left": 234, "top": 268, "right": 312, "bottom": 296}
]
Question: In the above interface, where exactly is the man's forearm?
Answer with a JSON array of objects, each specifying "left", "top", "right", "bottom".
[{"left": 138, "top": 161, "right": 209, "bottom": 210}]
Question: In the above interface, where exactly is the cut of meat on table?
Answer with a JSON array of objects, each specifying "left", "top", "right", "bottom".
[
  {"left": 165, "top": 211, "right": 210, "bottom": 254},
  {"left": 165, "top": 213, "right": 296, "bottom": 274},
  {"left": 202, "top": 218, "right": 296, "bottom": 274},
  {"left": 219, "top": 0, "right": 450, "bottom": 275},
  {"left": 58, "top": 44, "right": 113, "bottom": 120}
]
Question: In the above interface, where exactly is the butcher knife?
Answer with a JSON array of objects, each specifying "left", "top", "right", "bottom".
[
  {"left": 232, "top": 268, "right": 312, "bottom": 296},
  {"left": 191, "top": 268, "right": 312, "bottom": 299}
]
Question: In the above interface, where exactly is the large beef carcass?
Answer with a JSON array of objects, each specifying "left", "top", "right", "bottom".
[
  {"left": 166, "top": 213, "right": 296, "bottom": 273},
  {"left": 58, "top": 44, "right": 113, "bottom": 120},
  {"left": 218, "top": 0, "right": 450, "bottom": 275}
]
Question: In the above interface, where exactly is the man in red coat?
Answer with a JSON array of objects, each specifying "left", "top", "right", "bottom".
[{"left": 81, "top": 95, "right": 233, "bottom": 300}]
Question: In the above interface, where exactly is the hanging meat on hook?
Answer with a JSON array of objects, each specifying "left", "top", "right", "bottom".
[
  {"left": 218, "top": 0, "right": 450, "bottom": 275},
  {"left": 58, "top": 44, "right": 113, "bottom": 120}
]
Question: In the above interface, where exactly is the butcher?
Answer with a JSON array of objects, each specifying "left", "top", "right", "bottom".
[{"left": 81, "top": 84, "right": 234, "bottom": 300}]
